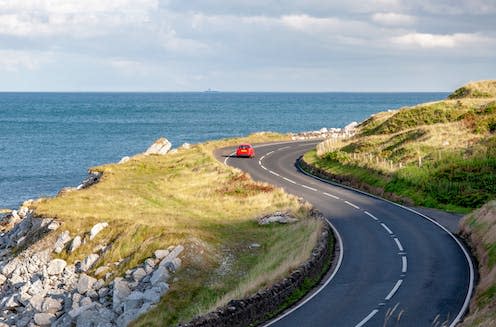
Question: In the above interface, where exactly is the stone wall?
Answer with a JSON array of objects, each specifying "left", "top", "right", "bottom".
[{"left": 179, "top": 210, "right": 332, "bottom": 327}]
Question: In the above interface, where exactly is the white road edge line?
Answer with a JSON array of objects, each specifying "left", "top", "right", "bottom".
[
  {"left": 380, "top": 223, "right": 394, "bottom": 235},
  {"left": 283, "top": 177, "right": 297, "bottom": 184},
  {"left": 267, "top": 151, "right": 274, "bottom": 156},
  {"left": 402, "top": 256, "right": 408, "bottom": 273},
  {"left": 354, "top": 309, "right": 379, "bottom": 327},
  {"left": 344, "top": 200, "right": 360, "bottom": 209},
  {"left": 278, "top": 146, "right": 290, "bottom": 150},
  {"left": 394, "top": 238, "right": 404, "bottom": 252},
  {"left": 363, "top": 210, "right": 379, "bottom": 221},
  {"left": 301, "top": 185, "right": 317, "bottom": 191},
  {"left": 296, "top": 159, "right": 474, "bottom": 327},
  {"left": 269, "top": 171, "right": 280, "bottom": 177},
  {"left": 385, "top": 279, "right": 403, "bottom": 300},
  {"left": 323, "top": 192, "right": 340, "bottom": 200},
  {"left": 261, "top": 219, "right": 344, "bottom": 327},
  {"left": 260, "top": 165, "right": 267, "bottom": 170}
]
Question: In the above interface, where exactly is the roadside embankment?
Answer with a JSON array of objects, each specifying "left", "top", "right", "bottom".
[{"left": 460, "top": 201, "right": 496, "bottom": 326}]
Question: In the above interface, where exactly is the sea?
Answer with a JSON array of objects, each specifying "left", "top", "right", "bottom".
[{"left": 0, "top": 92, "right": 448, "bottom": 209}]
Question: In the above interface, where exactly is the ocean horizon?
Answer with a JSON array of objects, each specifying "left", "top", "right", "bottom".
[{"left": 0, "top": 92, "right": 448, "bottom": 209}]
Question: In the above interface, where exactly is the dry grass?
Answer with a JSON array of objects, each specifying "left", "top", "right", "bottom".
[
  {"left": 30, "top": 132, "right": 325, "bottom": 326},
  {"left": 449, "top": 80, "right": 496, "bottom": 99},
  {"left": 460, "top": 201, "right": 496, "bottom": 326}
]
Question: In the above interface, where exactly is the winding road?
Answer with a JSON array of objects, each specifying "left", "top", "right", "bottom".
[{"left": 216, "top": 140, "right": 474, "bottom": 327}]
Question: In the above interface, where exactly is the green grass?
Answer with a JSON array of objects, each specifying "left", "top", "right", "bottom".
[{"left": 30, "top": 132, "right": 325, "bottom": 326}]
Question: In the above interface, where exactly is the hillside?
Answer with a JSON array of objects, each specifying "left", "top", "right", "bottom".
[
  {"left": 0, "top": 133, "right": 326, "bottom": 326},
  {"left": 460, "top": 201, "right": 496, "bottom": 326},
  {"left": 306, "top": 80, "right": 496, "bottom": 212}
]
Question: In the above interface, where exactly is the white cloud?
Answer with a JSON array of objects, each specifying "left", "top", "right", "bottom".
[
  {"left": 392, "top": 33, "right": 491, "bottom": 48},
  {"left": 0, "top": 50, "right": 52, "bottom": 71},
  {"left": 372, "top": 12, "right": 416, "bottom": 26},
  {"left": 0, "top": 0, "right": 158, "bottom": 37}
]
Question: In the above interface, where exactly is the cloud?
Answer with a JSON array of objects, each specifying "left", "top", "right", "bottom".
[
  {"left": 391, "top": 32, "right": 491, "bottom": 48},
  {"left": 0, "top": 50, "right": 52, "bottom": 71},
  {"left": 372, "top": 12, "right": 416, "bottom": 26}
]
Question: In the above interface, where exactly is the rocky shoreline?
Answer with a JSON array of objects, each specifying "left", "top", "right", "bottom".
[{"left": 0, "top": 204, "right": 184, "bottom": 327}]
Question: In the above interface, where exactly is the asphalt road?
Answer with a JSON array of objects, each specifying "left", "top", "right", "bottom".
[{"left": 216, "top": 140, "right": 473, "bottom": 327}]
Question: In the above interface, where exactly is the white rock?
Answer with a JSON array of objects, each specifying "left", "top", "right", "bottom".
[
  {"left": 70, "top": 236, "right": 82, "bottom": 253},
  {"left": 41, "top": 297, "right": 63, "bottom": 314},
  {"left": 258, "top": 213, "right": 298, "bottom": 225},
  {"left": 2, "top": 294, "right": 19, "bottom": 309},
  {"left": 144, "top": 137, "right": 172, "bottom": 155},
  {"left": 54, "top": 231, "right": 71, "bottom": 253},
  {"left": 119, "top": 156, "right": 130, "bottom": 164},
  {"left": 47, "top": 259, "right": 67, "bottom": 275},
  {"left": 159, "top": 245, "right": 184, "bottom": 265},
  {"left": 28, "top": 279, "right": 44, "bottom": 295},
  {"left": 161, "top": 258, "right": 181, "bottom": 272},
  {"left": 132, "top": 268, "right": 147, "bottom": 282},
  {"left": 80, "top": 297, "right": 93, "bottom": 307},
  {"left": 344, "top": 121, "right": 358, "bottom": 131},
  {"left": 68, "top": 303, "right": 95, "bottom": 318},
  {"left": 77, "top": 274, "right": 97, "bottom": 294},
  {"left": 34, "top": 312, "right": 55, "bottom": 326},
  {"left": 95, "top": 266, "right": 109, "bottom": 276},
  {"left": 180, "top": 142, "right": 191, "bottom": 149},
  {"left": 0, "top": 274, "right": 6, "bottom": 286},
  {"left": 143, "top": 282, "right": 169, "bottom": 303},
  {"left": 319, "top": 127, "right": 328, "bottom": 133},
  {"left": 154, "top": 249, "right": 169, "bottom": 260},
  {"left": 112, "top": 278, "right": 131, "bottom": 311},
  {"left": 89, "top": 223, "right": 108, "bottom": 240},
  {"left": 150, "top": 266, "right": 169, "bottom": 285},
  {"left": 29, "top": 293, "right": 46, "bottom": 311},
  {"left": 80, "top": 253, "right": 99, "bottom": 272},
  {"left": 47, "top": 221, "right": 60, "bottom": 230}
]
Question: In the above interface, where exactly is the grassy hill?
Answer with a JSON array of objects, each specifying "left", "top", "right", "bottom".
[
  {"left": 305, "top": 80, "right": 496, "bottom": 213},
  {"left": 31, "top": 133, "right": 325, "bottom": 326}
]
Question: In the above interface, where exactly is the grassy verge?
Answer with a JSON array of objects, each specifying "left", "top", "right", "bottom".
[
  {"left": 30, "top": 132, "right": 325, "bottom": 326},
  {"left": 460, "top": 201, "right": 496, "bottom": 326},
  {"left": 309, "top": 81, "right": 496, "bottom": 213}
]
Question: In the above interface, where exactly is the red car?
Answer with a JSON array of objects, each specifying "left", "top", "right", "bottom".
[{"left": 236, "top": 144, "right": 255, "bottom": 158}]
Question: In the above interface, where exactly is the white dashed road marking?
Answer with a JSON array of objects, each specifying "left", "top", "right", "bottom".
[
  {"left": 283, "top": 177, "right": 297, "bottom": 184},
  {"left": 385, "top": 279, "right": 403, "bottom": 300},
  {"left": 402, "top": 256, "right": 408, "bottom": 273},
  {"left": 301, "top": 184, "right": 317, "bottom": 191},
  {"left": 380, "top": 223, "right": 394, "bottom": 235},
  {"left": 394, "top": 238, "right": 404, "bottom": 252},
  {"left": 323, "top": 192, "right": 340, "bottom": 200},
  {"left": 344, "top": 200, "right": 360, "bottom": 209},
  {"left": 354, "top": 309, "right": 379, "bottom": 327},
  {"left": 364, "top": 211, "right": 379, "bottom": 221}
]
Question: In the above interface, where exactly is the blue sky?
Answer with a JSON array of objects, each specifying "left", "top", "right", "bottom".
[{"left": 0, "top": 0, "right": 495, "bottom": 91}]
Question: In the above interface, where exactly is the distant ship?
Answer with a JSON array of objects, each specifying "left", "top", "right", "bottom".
[{"left": 204, "top": 88, "right": 220, "bottom": 93}]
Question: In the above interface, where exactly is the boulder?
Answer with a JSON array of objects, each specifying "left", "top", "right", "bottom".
[
  {"left": 54, "top": 231, "right": 71, "bottom": 253},
  {"left": 150, "top": 266, "right": 169, "bottom": 285},
  {"left": 68, "top": 303, "right": 96, "bottom": 318},
  {"left": 154, "top": 249, "right": 169, "bottom": 260},
  {"left": 41, "top": 297, "right": 63, "bottom": 314},
  {"left": 29, "top": 293, "right": 46, "bottom": 311},
  {"left": 144, "top": 137, "right": 172, "bottom": 155},
  {"left": 159, "top": 245, "right": 184, "bottom": 264},
  {"left": 132, "top": 268, "right": 147, "bottom": 282},
  {"left": 258, "top": 212, "right": 298, "bottom": 225},
  {"left": 80, "top": 253, "right": 99, "bottom": 272},
  {"left": 34, "top": 313, "right": 55, "bottom": 326},
  {"left": 77, "top": 274, "right": 97, "bottom": 294},
  {"left": 70, "top": 236, "right": 82, "bottom": 253},
  {"left": 112, "top": 278, "right": 131, "bottom": 311},
  {"left": 76, "top": 307, "right": 114, "bottom": 327},
  {"left": 119, "top": 156, "right": 130, "bottom": 164},
  {"left": 344, "top": 121, "right": 358, "bottom": 132},
  {"left": 0, "top": 274, "right": 6, "bottom": 286},
  {"left": 47, "top": 259, "right": 67, "bottom": 275},
  {"left": 143, "top": 282, "right": 169, "bottom": 303},
  {"left": 89, "top": 222, "right": 108, "bottom": 240},
  {"left": 28, "top": 279, "right": 44, "bottom": 295}
]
